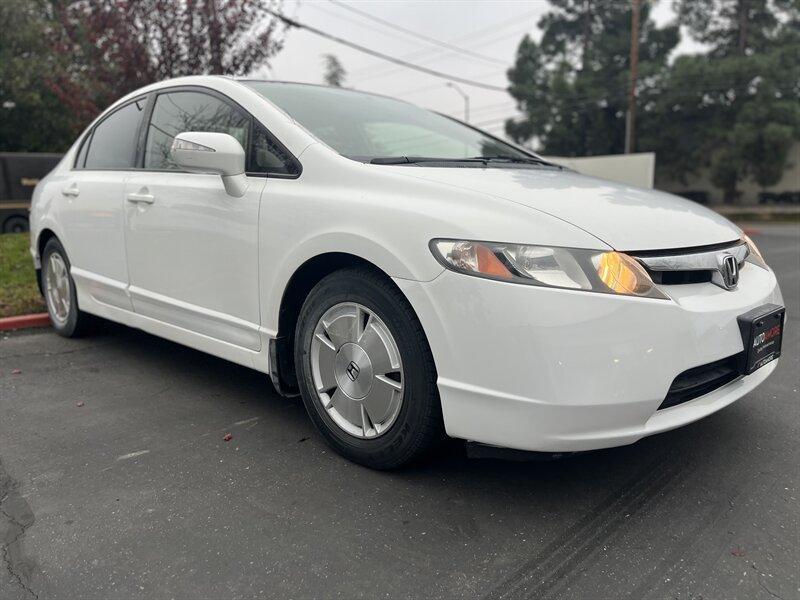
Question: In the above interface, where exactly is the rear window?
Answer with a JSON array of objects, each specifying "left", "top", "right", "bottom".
[{"left": 82, "top": 99, "right": 146, "bottom": 169}]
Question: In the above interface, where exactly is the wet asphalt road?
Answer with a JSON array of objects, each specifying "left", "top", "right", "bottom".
[{"left": 1, "top": 224, "right": 798, "bottom": 600}]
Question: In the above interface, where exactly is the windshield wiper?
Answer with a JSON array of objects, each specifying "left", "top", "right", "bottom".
[
  {"left": 368, "top": 155, "right": 558, "bottom": 167},
  {"left": 472, "top": 155, "right": 553, "bottom": 166},
  {"left": 369, "top": 156, "right": 488, "bottom": 165}
]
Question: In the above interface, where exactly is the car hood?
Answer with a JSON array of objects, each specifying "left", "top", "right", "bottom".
[{"left": 394, "top": 166, "right": 741, "bottom": 251}]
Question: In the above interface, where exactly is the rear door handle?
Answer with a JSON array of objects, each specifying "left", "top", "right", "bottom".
[
  {"left": 61, "top": 185, "right": 79, "bottom": 198},
  {"left": 126, "top": 192, "right": 155, "bottom": 204}
]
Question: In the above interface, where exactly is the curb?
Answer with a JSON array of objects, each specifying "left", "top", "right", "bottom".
[{"left": 0, "top": 313, "right": 51, "bottom": 331}]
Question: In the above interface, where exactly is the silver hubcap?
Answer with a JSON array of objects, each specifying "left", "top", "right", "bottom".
[
  {"left": 44, "top": 252, "right": 71, "bottom": 324},
  {"left": 310, "top": 302, "right": 404, "bottom": 439}
]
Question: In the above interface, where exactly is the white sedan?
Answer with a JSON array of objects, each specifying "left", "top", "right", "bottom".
[{"left": 30, "top": 76, "right": 785, "bottom": 468}]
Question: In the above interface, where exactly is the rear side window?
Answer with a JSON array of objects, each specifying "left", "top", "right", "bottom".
[
  {"left": 144, "top": 91, "right": 249, "bottom": 170},
  {"left": 82, "top": 99, "right": 146, "bottom": 169},
  {"left": 74, "top": 132, "right": 91, "bottom": 168}
]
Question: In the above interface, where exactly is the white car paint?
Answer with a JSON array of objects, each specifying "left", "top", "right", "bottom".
[
  {"left": 395, "top": 167, "right": 741, "bottom": 251},
  {"left": 30, "top": 75, "right": 783, "bottom": 454},
  {"left": 397, "top": 262, "right": 781, "bottom": 451}
]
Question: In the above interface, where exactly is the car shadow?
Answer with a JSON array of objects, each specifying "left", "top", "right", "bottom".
[{"left": 86, "top": 317, "right": 751, "bottom": 490}]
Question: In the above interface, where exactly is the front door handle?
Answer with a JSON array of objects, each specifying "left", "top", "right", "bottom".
[
  {"left": 126, "top": 192, "right": 155, "bottom": 204},
  {"left": 61, "top": 185, "right": 79, "bottom": 198}
]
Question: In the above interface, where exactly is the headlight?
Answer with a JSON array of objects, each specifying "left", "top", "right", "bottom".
[
  {"left": 430, "top": 239, "right": 668, "bottom": 299},
  {"left": 743, "top": 234, "right": 768, "bottom": 269}
]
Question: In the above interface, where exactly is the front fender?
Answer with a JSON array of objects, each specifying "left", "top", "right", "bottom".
[{"left": 259, "top": 231, "right": 444, "bottom": 335}]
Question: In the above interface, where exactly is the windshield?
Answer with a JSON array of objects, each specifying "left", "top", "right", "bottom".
[{"left": 243, "top": 81, "right": 532, "bottom": 162}]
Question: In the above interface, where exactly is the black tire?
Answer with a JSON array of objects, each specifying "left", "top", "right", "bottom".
[
  {"left": 294, "top": 267, "right": 444, "bottom": 469},
  {"left": 3, "top": 216, "right": 29, "bottom": 233},
  {"left": 41, "top": 238, "right": 92, "bottom": 337}
]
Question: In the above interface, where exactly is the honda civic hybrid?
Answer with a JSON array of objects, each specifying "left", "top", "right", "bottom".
[{"left": 30, "top": 76, "right": 784, "bottom": 468}]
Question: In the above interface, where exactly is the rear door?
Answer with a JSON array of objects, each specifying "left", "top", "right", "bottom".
[
  {"left": 123, "top": 89, "right": 271, "bottom": 350},
  {"left": 60, "top": 97, "right": 147, "bottom": 311}
]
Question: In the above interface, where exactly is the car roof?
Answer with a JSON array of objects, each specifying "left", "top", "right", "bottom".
[{"left": 236, "top": 79, "right": 418, "bottom": 106}]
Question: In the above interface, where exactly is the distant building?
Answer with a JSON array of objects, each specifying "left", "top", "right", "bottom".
[
  {"left": 655, "top": 143, "right": 800, "bottom": 207},
  {"left": 545, "top": 152, "right": 655, "bottom": 189}
]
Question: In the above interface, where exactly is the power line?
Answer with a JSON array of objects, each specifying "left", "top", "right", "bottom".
[
  {"left": 306, "top": 3, "right": 441, "bottom": 49},
  {"left": 327, "top": 0, "right": 507, "bottom": 66},
  {"left": 394, "top": 67, "right": 507, "bottom": 97},
  {"left": 469, "top": 80, "right": 780, "bottom": 130},
  {"left": 473, "top": 115, "right": 519, "bottom": 127},
  {"left": 268, "top": 10, "right": 508, "bottom": 92},
  {"left": 348, "top": 10, "right": 538, "bottom": 80},
  {"left": 469, "top": 100, "right": 519, "bottom": 117},
  {"left": 350, "top": 23, "right": 526, "bottom": 85}
]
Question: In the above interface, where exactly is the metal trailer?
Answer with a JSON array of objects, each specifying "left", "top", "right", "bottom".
[{"left": 0, "top": 152, "right": 63, "bottom": 234}]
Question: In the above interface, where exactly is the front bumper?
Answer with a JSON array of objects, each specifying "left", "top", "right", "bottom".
[{"left": 395, "top": 262, "right": 783, "bottom": 452}]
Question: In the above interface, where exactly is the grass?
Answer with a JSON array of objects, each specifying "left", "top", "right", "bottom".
[{"left": 0, "top": 233, "right": 45, "bottom": 318}]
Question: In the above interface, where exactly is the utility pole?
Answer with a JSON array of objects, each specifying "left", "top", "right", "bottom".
[
  {"left": 625, "top": 0, "right": 641, "bottom": 154},
  {"left": 446, "top": 82, "right": 470, "bottom": 123}
]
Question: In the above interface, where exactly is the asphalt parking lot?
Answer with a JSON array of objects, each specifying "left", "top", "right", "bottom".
[{"left": 1, "top": 224, "right": 798, "bottom": 600}]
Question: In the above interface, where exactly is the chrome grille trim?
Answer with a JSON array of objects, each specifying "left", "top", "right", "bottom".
[{"left": 633, "top": 242, "right": 748, "bottom": 272}]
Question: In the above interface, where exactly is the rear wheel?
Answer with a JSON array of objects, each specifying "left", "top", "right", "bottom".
[
  {"left": 294, "top": 267, "right": 443, "bottom": 469},
  {"left": 41, "top": 238, "right": 92, "bottom": 337}
]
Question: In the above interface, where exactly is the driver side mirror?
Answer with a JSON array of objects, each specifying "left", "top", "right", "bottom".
[{"left": 170, "top": 132, "right": 248, "bottom": 197}]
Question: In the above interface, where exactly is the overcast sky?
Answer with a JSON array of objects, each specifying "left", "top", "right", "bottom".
[{"left": 258, "top": 1, "right": 704, "bottom": 138}]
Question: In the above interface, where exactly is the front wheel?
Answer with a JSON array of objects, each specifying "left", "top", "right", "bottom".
[
  {"left": 294, "top": 267, "right": 443, "bottom": 469},
  {"left": 41, "top": 238, "right": 92, "bottom": 337}
]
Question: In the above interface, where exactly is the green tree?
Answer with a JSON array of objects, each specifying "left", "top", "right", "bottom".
[
  {"left": 673, "top": 0, "right": 795, "bottom": 56},
  {"left": 0, "top": 0, "right": 78, "bottom": 151},
  {"left": 505, "top": 0, "right": 679, "bottom": 157},
  {"left": 506, "top": 0, "right": 799, "bottom": 203},
  {"left": 658, "top": 0, "right": 800, "bottom": 201},
  {"left": 322, "top": 54, "right": 346, "bottom": 87}
]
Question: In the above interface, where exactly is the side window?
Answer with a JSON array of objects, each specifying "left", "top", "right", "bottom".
[
  {"left": 74, "top": 132, "right": 92, "bottom": 168},
  {"left": 83, "top": 99, "right": 146, "bottom": 169},
  {"left": 144, "top": 91, "right": 249, "bottom": 170},
  {"left": 249, "top": 120, "right": 300, "bottom": 176}
]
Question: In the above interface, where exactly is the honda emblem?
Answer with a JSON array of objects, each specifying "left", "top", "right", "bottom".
[{"left": 718, "top": 253, "right": 739, "bottom": 290}]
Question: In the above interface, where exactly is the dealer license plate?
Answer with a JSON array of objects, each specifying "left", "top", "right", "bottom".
[{"left": 737, "top": 304, "right": 785, "bottom": 375}]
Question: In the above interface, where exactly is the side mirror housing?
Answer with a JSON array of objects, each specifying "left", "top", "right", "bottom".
[{"left": 170, "top": 131, "right": 248, "bottom": 197}]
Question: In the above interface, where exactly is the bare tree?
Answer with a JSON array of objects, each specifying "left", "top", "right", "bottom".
[{"left": 48, "top": 0, "right": 286, "bottom": 123}]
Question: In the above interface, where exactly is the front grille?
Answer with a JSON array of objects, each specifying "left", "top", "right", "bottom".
[
  {"left": 659, "top": 354, "right": 742, "bottom": 410},
  {"left": 649, "top": 270, "right": 713, "bottom": 285},
  {"left": 631, "top": 240, "right": 747, "bottom": 287}
]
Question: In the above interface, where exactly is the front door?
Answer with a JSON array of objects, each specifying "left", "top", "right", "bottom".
[{"left": 123, "top": 90, "right": 265, "bottom": 351}]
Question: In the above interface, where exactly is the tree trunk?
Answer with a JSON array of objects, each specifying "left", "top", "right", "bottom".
[
  {"left": 582, "top": 0, "right": 592, "bottom": 69},
  {"left": 206, "top": 0, "right": 223, "bottom": 74},
  {"left": 738, "top": 0, "right": 749, "bottom": 54},
  {"left": 724, "top": 184, "right": 739, "bottom": 204}
]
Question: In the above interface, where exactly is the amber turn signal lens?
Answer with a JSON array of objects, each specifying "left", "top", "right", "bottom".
[
  {"left": 595, "top": 252, "right": 656, "bottom": 296},
  {"left": 475, "top": 244, "right": 513, "bottom": 279},
  {"left": 444, "top": 241, "right": 514, "bottom": 280}
]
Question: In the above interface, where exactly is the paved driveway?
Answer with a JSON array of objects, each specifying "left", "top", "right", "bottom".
[{"left": 1, "top": 224, "right": 798, "bottom": 599}]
